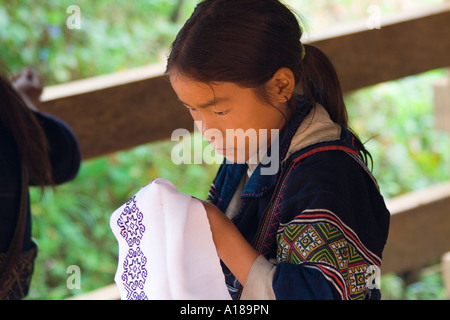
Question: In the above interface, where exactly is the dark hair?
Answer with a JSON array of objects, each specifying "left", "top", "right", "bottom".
[
  {"left": 0, "top": 71, "right": 53, "bottom": 187},
  {"left": 167, "top": 0, "right": 372, "bottom": 166}
]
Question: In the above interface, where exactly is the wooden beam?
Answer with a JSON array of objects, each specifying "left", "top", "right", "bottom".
[
  {"left": 38, "top": 5, "right": 450, "bottom": 160},
  {"left": 40, "top": 64, "right": 193, "bottom": 160},
  {"left": 67, "top": 283, "right": 120, "bottom": 300},
  {"left": 309, "top": 4, "right": 450, "bottom": 92},
  {"left": 382, "top": 181, "right": 450, "bottom": 275}
]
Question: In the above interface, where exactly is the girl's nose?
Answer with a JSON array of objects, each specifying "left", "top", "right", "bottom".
[{"left": 196, "top": 120, "right": 224, "bottom": 147}]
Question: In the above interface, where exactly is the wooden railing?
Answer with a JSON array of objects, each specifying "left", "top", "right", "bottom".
[
  {"left": 40, "top": 4, "right": 450, "bottom": 160},
  {"left": 383, "top": 182, "right": 450, "bottom": 274},
  {"left": 36, "top": 4, "right": 450, "bottom": 298}
]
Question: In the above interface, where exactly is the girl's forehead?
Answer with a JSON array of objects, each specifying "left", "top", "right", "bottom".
[
  {"left": 169, "top": 72, "right": 248, "bottom": 104},
  {"left": 169, "top": 72, "right": 212, "bottom": 94},
  {"left": 170, "top": 76, "right": 218, "bottom": 108}
]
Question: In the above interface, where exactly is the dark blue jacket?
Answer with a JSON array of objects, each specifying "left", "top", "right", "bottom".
[
  {"left": 207, "top": 96, "right": 390, "bottom": 300},
  {"left": 0, "top": 112, "right": 81, "bottom": 253}
]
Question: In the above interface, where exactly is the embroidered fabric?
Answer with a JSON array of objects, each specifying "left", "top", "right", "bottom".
[
  {"left": 110, "top": 178, "right": 231, "bottom": 300},
  {"left": 0, "top": 243, "right": 37, "bottom": 300}
]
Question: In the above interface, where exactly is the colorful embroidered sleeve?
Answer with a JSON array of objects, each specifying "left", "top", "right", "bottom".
[{"left": 275, "top": 208, "right": 382, "bottom": 300}]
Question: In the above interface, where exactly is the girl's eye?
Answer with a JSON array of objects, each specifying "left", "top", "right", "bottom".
[
  {"left": 214, "top": 110, "right": 229, "bottom": 116},
  {"left": 181, "top": 103, "right": 198, "bottom": 112}
]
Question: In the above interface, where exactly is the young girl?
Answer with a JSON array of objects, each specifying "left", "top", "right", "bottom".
[{"left": 166, "top": 0, "right": 390, "bottom": 300}]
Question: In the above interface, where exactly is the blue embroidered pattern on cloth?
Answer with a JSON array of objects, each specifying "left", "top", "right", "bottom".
[
  {"left": 116, "top": 195, "right": 148, "bottom": 300},
  {"left": 276, "top": 209, "right": 382, "bottom": 300}
]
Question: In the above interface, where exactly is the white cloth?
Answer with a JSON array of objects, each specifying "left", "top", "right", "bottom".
[{"left": 110, "top": 178, "right": 231, "bottom": 300}]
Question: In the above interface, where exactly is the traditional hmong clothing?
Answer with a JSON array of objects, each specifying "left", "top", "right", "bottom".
[{"left": 207, "top": 95, "right": 390, "bottom": 300}]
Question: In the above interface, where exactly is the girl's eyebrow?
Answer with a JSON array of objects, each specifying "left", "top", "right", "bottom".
[{"left": 179, "top": 96, "right": 229, "bottom": 109}]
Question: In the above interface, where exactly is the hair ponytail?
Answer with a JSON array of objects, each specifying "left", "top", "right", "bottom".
[
  {"left": 0, "top": 72, "right": 53, "bottom": 187},
  {"left": 299, "top": 44, "right": 372, "bottom": 167},
  {"left": 299, "top": 44, "right": 348, "bottom": 126}
]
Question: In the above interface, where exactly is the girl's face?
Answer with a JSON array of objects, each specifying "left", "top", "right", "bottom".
[{"left": 169, "top": 72, "right": 289, "bottom": 163}]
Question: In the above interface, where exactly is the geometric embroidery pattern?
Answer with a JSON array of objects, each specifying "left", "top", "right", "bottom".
[
  {"left": 277, "top": 209, "right": 381, "bottom": 300},
  {"left": 116, "top": 196, "right": 148, "bottom": 300}
]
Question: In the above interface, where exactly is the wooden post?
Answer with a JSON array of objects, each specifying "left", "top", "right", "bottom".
[
  {"left": 442, "top": 252, "right": 450, "bottom": 299},
  {"left": 433, "top": 70, "right": 450, "bottom": 133}
]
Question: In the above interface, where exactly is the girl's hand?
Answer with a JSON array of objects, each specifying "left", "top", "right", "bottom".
[
  {"left": 200, "top": 200, "right": 259, "bottom": 286},
  {"left": 11, "top": 68, "right": 44, "bottom": 111}
]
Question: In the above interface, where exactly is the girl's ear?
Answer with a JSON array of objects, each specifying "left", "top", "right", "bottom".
[{"left": 267, "top": 67, "right": 296, "bottom": 103}]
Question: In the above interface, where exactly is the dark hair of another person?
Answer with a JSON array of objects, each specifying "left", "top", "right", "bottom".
[
  {"left": 166, "top": 0, "right": 372, "bottom": 166},
  {"left": 0, "top": 71, "right": 53, "bottom": 187}
]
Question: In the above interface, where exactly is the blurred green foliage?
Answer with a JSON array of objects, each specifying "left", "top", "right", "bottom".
[
  {"left": 346, "top": 70, "right": 450, "bottom": 198},
  {"left": 0, "top": 0, "right": 198, "bottom": 83},
  {"left": 1, "top": 0, "right": 448, "bottom": 299}
]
